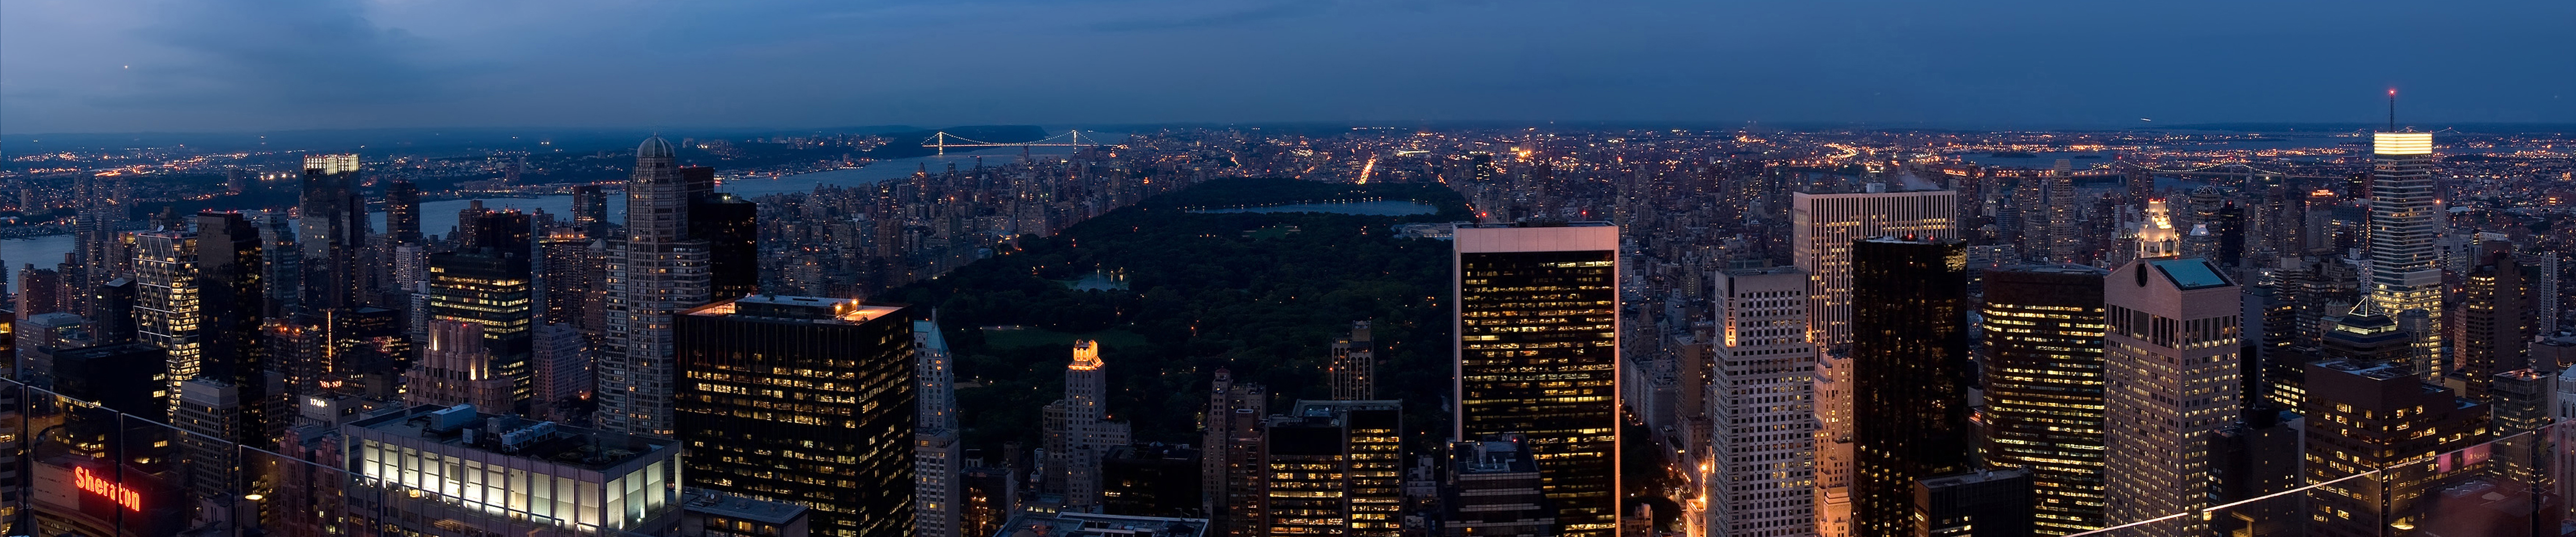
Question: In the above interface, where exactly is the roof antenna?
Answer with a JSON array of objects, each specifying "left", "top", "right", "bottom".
[{"left": 2386, "top": 88, "right": 2397, "bottom": 132}]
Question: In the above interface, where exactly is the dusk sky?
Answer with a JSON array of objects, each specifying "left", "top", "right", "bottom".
[{"left": 4, "top": 0, "right": 2569, "bottom": 134}]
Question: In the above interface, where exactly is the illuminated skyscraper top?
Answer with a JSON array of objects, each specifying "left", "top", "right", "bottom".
[{"left": 2365, "top": 130, "right": 2443, "bottom": 378}]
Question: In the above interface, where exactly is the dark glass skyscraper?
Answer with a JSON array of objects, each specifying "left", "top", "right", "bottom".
[
  {"left": 690, "top": 188, "right": 760, "bottom": 301},
  {"left": 1977, "top": 264, "right": 2106, "bottom": 536},
  {"left": 1453, "top": 222, "right": 1619, "bottom": 537},
  {"left": 194, "top": 211, "right": 271, "bottom": 443},
  {"left": 1848, "top": 237, "right": 1970, "bottom": 537},
  {"left": 677, "top": 295, "right": 915, "bottom": 537},
  {"left": 298, "top": 154, "right": 368, "bottom": 311}
]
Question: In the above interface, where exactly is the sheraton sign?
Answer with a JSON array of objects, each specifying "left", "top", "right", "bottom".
[{"left": 72, "top": 467, "right": 142, "bottom": 512}]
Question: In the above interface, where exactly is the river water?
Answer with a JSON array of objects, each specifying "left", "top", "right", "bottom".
[{"left": 0, "top": 143, "right": 1091, "bottom": 270}]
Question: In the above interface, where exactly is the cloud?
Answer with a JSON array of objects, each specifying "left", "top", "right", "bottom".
[{"left": 97, "top": 0, "right": 460, "bottom": 111}]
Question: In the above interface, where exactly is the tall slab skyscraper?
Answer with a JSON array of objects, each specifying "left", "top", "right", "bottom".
[
  {"left": 1847, "top": 237, "right": 1970, "bottom": 537},
  {"left": 1705, "top": 265, "right": 1817, "bottom": 537},
  {"left": 598, "top": 136, "right": 711, "bottom": 436},
  {"left": 134, "top": 230, "right": 203, "bottom": 412},
  {"left": 1788, "top": 187, "right": 1955, "bottom": 537},
  {"left": 677, "top": 296, "right": 916, "bottom": 537},
  {"left": 299, "top": 153, "right": 368, "bottom": 311},
  {"left": 1978, "top": 265, "right": 2109, "bottom": 535},
  {"left": 2101, "top": 258, "right": 2241, "bottom": 537},
  {"left": 2364, "top": 132, "right": 2444, "bottom": 379},
  {"left": 1453, "top": 222, "right": 1620, "bottom": 537}
]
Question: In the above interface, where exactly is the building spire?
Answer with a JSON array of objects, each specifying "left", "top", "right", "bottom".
[{"left": 2387, "top": 88, "right": 2397, "bottom": 132}]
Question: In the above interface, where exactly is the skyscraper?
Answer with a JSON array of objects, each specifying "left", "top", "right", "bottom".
[
  {"left": 2460, "top": 248, "right": 2534, "bottom": 402},
  {"left": 599, "top": 136, "right": 712, "bottom": 436},
  {"left": 1848, "top": 237, "right": 1970, "bottom": 536},
  {"left": 1044, "top": 340, "right": 1130, "bottom": 510},
  {"left": 404, "top": 319, "right": 515, "bottom": 411},
  {"left": 1790, "top": 188, "right": 1954, "bottom": 537},
  {"left": 299, "top": 153, "right": 368, "bottom": 311},
  {"left": 2301, "top": 359, "right": 2490, "bottom": 537},
  {"left": 133, "top": 230, "right": 203, "bottom": 413},
  {"left": 428, "top": 208, "right": 535, "bottom": 408},
  {"left": 1705, "top": 265, "right": 1816, "bottom": 537},
  {"left": 1454, "top": 222, "right": 1620, "bottom": 537},
  {"left": 194, "top": 211, "right": 271, "bottom": 443},
  {"left": 2101, "top": 258, "right": 2241, "bottom": 536},
  {"left": 677, "top": 295, "right": 916, "bottom": 537},
  {"left": 1329, "top": 321, "right": 1377, "bottom": 401},
  {"left": 685, "top": 166, "right": 760, "bottom": 301},
  {"left": 914, "top": 319, "right": 962, "bottom": 537},
  {"left": 1262, "top": 400, "right": 1403, "bottom": 537},
  {"left": 1203, "top": 369, "right": 1268, "bottom": 537},
  {"left": 383, "top": 179, "right": 422, "bottom": 244},
  {"left": 2364, "top": 132, "right": 2444, "bottom": 379},
  {"left": 1977, "top": 265, "right": 2108, "bottom": 536}
]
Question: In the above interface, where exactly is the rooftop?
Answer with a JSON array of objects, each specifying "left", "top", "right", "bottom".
[
  {"left": 347, "top": 403, "right": 676, "bottom": 472},
  {"left": 683, "top": 489, "right": 808, "bottom": 525},
  {"left": 991, "top": 511, "right": 1207, "bottom": 537},
  {"left": 2148, "top": 258, "right": 2232, "bottom": 290},
  {"left": 683, "top": 295, "right": 906, "bottom": 325}
]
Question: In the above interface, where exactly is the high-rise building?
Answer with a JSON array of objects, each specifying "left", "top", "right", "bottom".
[
  {"left": 1453, "top": 222, "right": 1621, "bottom": 537},
  {"left": 90, "top": 277, "right": 136, "bottom": 345},
  {"left": 1705, "top": 265, "right": 1816, "bottom": 537},
  {"left": 2101, "top": 258, "right": 2241, "bottom": 536},
  {"left": 2460, "top": 249, "right": 2535, "bottom": 402},
  {"left": 194, "top": 211, "right": 272, "bottom": 442},
  {"left": 299, "top": 153, "right": 368, "bottom": 311},
  {"left": 170, "top": 377, "right": 245, "bottom": 500},
  {"left": 1328, "top": 321, "right": 1377, "bottom": 401},
  {"left": 1044, "top": 340, "right": 1131, "bottom": 510},
  {"left": 258, "top": 209, "right": 303, "bottom": 317},
  {"left": 538, "top": 226, "right": 597, "bottom": 326},
  {"left": 384, "top": 179, "right": 422, "bottom": 244},
  {"left": 572, "top": 184, "right": 608, "bottom": 230},
  {"left": 405, "top": 319, "right": 516, "bottom": 411},
  {"left": 1977, "top": 264, "right": 2108, "bottom": 535},
  {"left": 677, "top": 295, "right": 916, "bottom": 537},
  {"left": 17, "top": 265, "right": 61, "bottom": 317},
  {"left": 1849, "top": 237, "right": 1971, "bottom": 536},
  {"left": 529, "top": 322, "right": 591, "bottom": 421},
  {"left": 2301, "top": 359, "right": 2490, "bottom": 537},
  {"left": 1790, "top": 188, "right": 1954, "bottom": 537},
  {"left": 1443, "top": 435, "right": 1556, "bottom": 537},
  {"left": 2364, "top": 132, "right": 2445, "bottom": 379},
  {"left": 1262, "top": 400, "right": 1403, "bottom": 537},
  {"left": 1912, "top": 469, "right": 2034, "bottom": 537},
  {"left": 133, "top": 230, "right": 203, "bottom": 413},
  {"left": 687, "top": 171, "right": 760, "bottom": 301},
  {"left": 1203, "top": 369, "right": 1268, "bottom": 537},
  {"left": 599, "top": 136, "right": 712, "bottom": 437},
  {"left": 915, "top": 319, "right": 962, "bottom": 537},
  {"left": 428, "top": 208, "right": 536, "bottom": 408}
]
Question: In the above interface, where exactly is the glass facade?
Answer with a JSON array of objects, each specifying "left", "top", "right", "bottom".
[
  {"left": 1978, "top": 265, "right": 2109, "bottom": 535},
  {"left": 1455, "top": 222, "right": 1619, "bottom": 537},
  {"left": 676, "top": 296, "right": 916, "bottom": 537},
  {"left": 1847, "top": 238, "right": 1971, "bottom": 536}
]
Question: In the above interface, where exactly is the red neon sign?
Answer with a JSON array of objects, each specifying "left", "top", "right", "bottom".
[{"left": 72, "top": 467, "right": 142, "bottom": 511}]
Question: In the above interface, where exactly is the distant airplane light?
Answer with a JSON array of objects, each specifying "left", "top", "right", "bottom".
[{"left": 2139, "top": 118, "right": 2154, "bottom": 122}]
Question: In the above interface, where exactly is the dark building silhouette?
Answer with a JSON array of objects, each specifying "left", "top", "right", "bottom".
[
  {"left": 194, "top": 211, "right": 274, "bottom": 443},
  {"left": 678, "top": 295, "right": 915, "bottom": 537},
  {"left": 690, "top": 185, "right": 760, "bottom": 301},
  {"left": 53, "top": 342, "right": 169, "bottom": 419},
  {"left": 2460, "top": 247, "right": 2535, "bottom": 402},
  {"left": 1913, "top": 469, "right": 2034, "bottom": 537},
  {"left": 384, "top": 179, "right": 422, "bottom": 244},
  {"left": 299, "top": 154, "right": 368, "bottom": 310},
  {"left": 1101, "top": 443, "right": 1203, "bottom": 517},
  {"left": 1850, "top": 237, "right": 1971, "bottom": 536},
  {"left": 89, "top": 278, "right": 136, "bottom": 345}
]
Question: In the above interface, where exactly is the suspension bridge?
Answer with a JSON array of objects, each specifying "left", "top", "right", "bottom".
[{"left": 922, "top": 130, "right": 1118, "bottom": 155}]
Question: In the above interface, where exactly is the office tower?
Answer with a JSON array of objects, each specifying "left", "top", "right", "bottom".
[
  {"left": 959, "top": 465, "right": 1021, "bottom": 537},
  {"left": 406, "top": 319, "right": 516, "bottom": 410},
  {"left": 1044, "top": 340, "right": 1131, "bottom": 510},
  {"left": 1203, "top": 369, "right": 1269, "bottom": 537},
  {"left": 1261, "top": 400, "right": 1403, "bottom": 537},
  {"left": 1848, "top": 237, "right": 1970, "bottom": 536},
  {"left": 2365, "top": 132, "right": 2445, "bottom": 378},
  {"left": 428, "top": 208, "right": 536, "bottom": 407},
  {"left": 2210, "top": 201, "right": 2246, "bottom": 268},
  {"left": 538, "top": 226, "right": 596, "bottom": 325},
  {"left": 1791, "top": 188, "right": 1953, "bottom": 536},
  {"left": 2461, "top": 250, "right": 2535, "bottom": 402},
  {"left": 687, "top": 171, "right": 760, "bottom": 301},
  {"left": 170, "top": 377, "right": 243, "bottom": 500},
  {"left": 259, "top": 209, "right": 303, "bottom": 317},
  {"left": 1977, "top": 265, "right": 2108, "bottom": 535},
  {"left": 600, "top": 136, "right": 712, "bottom": 437},
  {"left": 2489, "top": 368, "right": 2552, "bottom": 487},
  {"left": 347, "top": 404, "right": 682, "bottom": 534},
  {"left": 915, "top": 319, "right": 961, "bottom": 537},
  {"left": 1454, "top": 222, "right": 1621, "bottom": 537},
  {"left": 2301, "top": 359, "right": 2489, "bottom": 537},
  {"left": 2046, "top": 165, "right": 2082, "bottom": 263},
  {"left": 385, "top": 179, "right": 421, "bottom": 242},
  {"left": 299, "top": 153, "right": 368, "bottom": 310},
  {"left": 1329, "top": 321, "right": 1378, "bottom": 400},
  {"left": 677, "top": 295, "right": 916, "bottom": 537},
  {"left": 17, "top": 265, "right": 61, "bottom": 316},
  {"left": 1705, "top": 265, "right": 1817, "bottom": 537},
  {"left": 2101, "top": 258, "right": 2241, "bottom": 536},
  {"left": 1443, "top": 435, "right": 1555, "bottom": 537},
  {"left": 91, "top": 277, "right": 136, "bottom": 344},
  {"left": 134, "top": 230, "right": 204, "bottom": 413},
  {"left": 194, "top": 212, "right": 272, "bottom": 440},
  {"left": 2211, "top": 408, "right": 2303, "bottom": 537},
  {"left": 529, "top": 322, "right": 589, "bottom": 419},
  {"left": 1913, "top": 469, "right": 2034, "bottom": 537}
]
